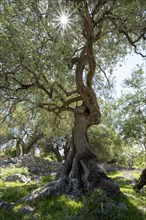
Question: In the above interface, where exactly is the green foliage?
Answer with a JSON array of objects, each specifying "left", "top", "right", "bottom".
[
  {"left": 77, "top": 189, "right": 124, "bottom": 220},
  {"left": 75, "top": 170, "right": 145, "bottom": 220},
  {"left": 0, "top": 166, "right": 28, "bottom": 179},
  {"left": 1, "top": 0, "right": 145, "bottom": 165},
  {"left": 114, "top": 66, "right": 146, "bottom": 167},
  {"left": 1, "top": 0, "right": 75, "bottom": 159},
  {"left": 4, "top": 147, "right": 16, "bottom": 158},
  {"left": 108, "top": 170, "right": 146, "bottom": 219},
  {"left": 0, "top": 183, "right": 37, "bottom": 203},
  {"left": 118, "top": 67, "right": 145, "bottom": 146},
  {"left": 0, "top": 165, "right": 145, "bottom": 220},
  {"left": 32, "top": 195, "right": 82, "bottom": 220},
  {"left": 88, "top": 99, "right": 124, "bottom": 163},
  {"left": 41, "top": 175, "right": 55, "bottom": 184}
]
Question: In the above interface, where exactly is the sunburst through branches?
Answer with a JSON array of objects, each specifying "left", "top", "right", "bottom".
[{"left": 54, "top": 7, "right": 73, "bottom": 32}]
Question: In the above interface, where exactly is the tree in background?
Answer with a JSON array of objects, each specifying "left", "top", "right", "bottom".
[
  {"left": 117, "top": 67, "right": 146, "bottom": 167},
  {"left": 0, "top": 103, "right": 71, "bottom": 159},
  {"left": 89, "top": 99, "right": 123, "bottom": 163},
  {"left": 1, "top": 0, "right": 145, "bottom": 198}
]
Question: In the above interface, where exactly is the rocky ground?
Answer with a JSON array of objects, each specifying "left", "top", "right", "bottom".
[
  {"left": 0, "top": 155, "right": 61, "bottom": 176},
  {"left": 0, "top": 156, "right": 145, "bottom": 219},
  {"left": 0, "top": 155, "right": 142, "bottom": 188}
]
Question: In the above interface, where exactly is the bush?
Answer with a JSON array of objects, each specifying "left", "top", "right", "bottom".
[{"left": 4, "top": 147, "right": 16, "bottom": 158}]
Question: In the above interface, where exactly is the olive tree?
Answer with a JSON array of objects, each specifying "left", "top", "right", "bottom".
[{"left": 1, "top": 0, "right": 145, "bottom": 199}]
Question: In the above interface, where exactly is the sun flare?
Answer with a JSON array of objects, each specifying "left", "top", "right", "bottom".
[
  {"left": 54, "top": 7, "right": 73, "bottom": 32},
  {"left": 60, "top": 14, "right": 68, "bottom": 25}
]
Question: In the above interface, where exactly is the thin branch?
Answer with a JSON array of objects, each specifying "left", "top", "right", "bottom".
[
  {"left": 107, "top": 13, "right": 146, "bottom": 58},
  {"left": 119, "top": 30, "right": 146, "bottom": 58},
  {"left": 97, "top": 63, "right": 111, "bottom": 86},
  {"left": 36, "top": 82, "right": 52, "bottom": 98}
]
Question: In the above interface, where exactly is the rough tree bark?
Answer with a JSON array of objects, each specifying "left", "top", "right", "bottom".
[{"left": 58, "top": 63, "right": 119, "bottom": 196}]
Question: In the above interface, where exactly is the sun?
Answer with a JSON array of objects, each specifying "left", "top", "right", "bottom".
[
  {"left": 60, "top": 14, "right": 68, "bottom": 25},
  {"left": 59, "top": 13, "right": 70, "bottom": 29},
  {"left": 54, "top": 7, "right": 73, "bottom": 32}
]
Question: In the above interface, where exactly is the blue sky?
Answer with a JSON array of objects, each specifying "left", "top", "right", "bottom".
[{"left": 114, "top": 53, "right": 145, "bottom": 97}]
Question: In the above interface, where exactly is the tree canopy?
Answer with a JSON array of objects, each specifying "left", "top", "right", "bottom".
[{"left": 1, "top": 0, "right": 145, "bottom": 117}]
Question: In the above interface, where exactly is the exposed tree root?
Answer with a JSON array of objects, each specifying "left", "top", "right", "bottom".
[
  {"left": 22, "top": 178, "right": 68, "bottom": 202},
  {"left": 22, "top": 172, "right": 121, "bottom": 202}
]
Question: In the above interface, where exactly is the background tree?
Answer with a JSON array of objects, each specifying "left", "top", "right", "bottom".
[
  {"left": 115, "top": 66, "right": 146, "bottom": 167},
  {"left": 89, "top": 98, "right": 123, "bottom": 163},
  {"left": 0, "top": 103, "right": 71, "bottom": 159},
  {"left": 1, "top": 0, "right": 145, "bottom": 198}
]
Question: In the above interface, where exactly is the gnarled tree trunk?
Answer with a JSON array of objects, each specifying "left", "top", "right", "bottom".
[
  {"left": 59, "top": 94, "right": 119, "bottom": 196},
  {"left": 58, "top": 2, "right": 120, "bottom": 196}
]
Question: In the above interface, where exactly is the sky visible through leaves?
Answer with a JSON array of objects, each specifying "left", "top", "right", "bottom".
[{"left": 114, "top": 53, "right": 145, "bottom": 98}]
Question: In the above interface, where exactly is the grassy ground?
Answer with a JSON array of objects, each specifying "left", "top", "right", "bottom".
[{"left": 0, "top": 166, "right": 145, "bottom": 220}]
